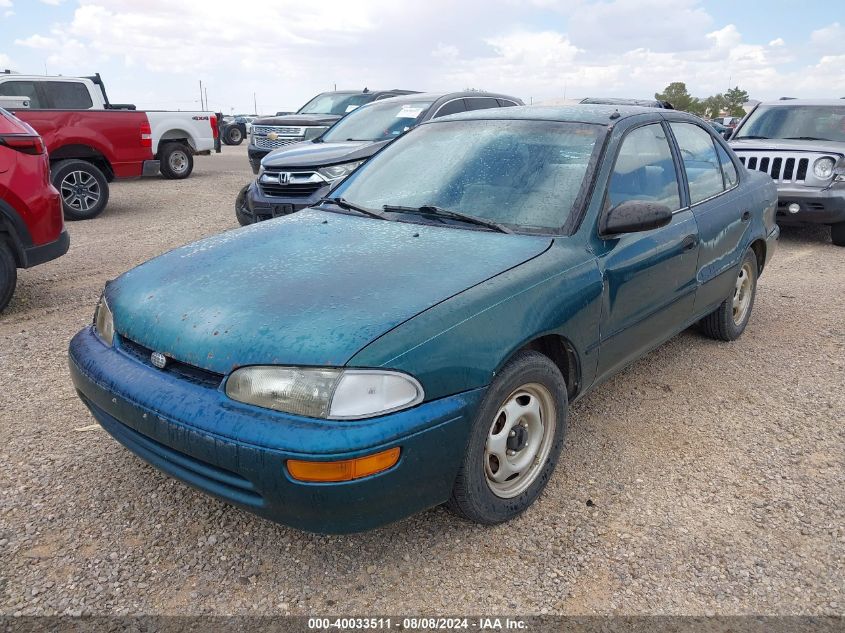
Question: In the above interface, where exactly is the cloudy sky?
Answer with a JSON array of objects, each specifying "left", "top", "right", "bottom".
[{"left": 1, "top": 0, "right": 843, "bottom": 114}]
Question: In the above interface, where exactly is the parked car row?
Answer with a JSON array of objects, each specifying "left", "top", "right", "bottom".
[{"left": 0, "top": 72, "right": 221, "bottom": 219}]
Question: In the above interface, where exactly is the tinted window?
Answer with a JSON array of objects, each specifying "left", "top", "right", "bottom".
[
  {"left": 43, "top": 81, "right": 93, "bottom": 109},
  {"left": 432, "top": 99, "right": 466, "bottom": 118},
  {"left": 607, "top": 123, "right": 680, "bottom": 211},
  {"left": 333, "top": 119, "right": 602, "bottom": 232},
  {"left": 0, "top": 81, "right": 43, "bottom": 108},
  {"left": 715, "top": 143, "right": 738, "bottom": 188},
  {"left": 670, "top": 122, "right": 724, "bottom": 204},
  {"left": 464, "top": 97, "right": 501, "bottom": 111}
]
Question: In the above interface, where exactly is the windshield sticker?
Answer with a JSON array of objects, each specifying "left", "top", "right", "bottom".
[{"left": 396, "top": 106, "right": 424, "bottom": 119}]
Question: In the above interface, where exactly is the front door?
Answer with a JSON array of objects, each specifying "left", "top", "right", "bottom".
[{"left": 594, "top": 122, "right": 700, "bottom": 380}]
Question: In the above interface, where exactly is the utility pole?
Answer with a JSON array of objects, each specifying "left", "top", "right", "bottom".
[
  {"left": 253, "top": 92, "right": 257, "bottom": 115},
  {"left": 204, "top": 87, "right": 208, "bottom": 111},
  {"left": 199, "top": 80, "right": 204, "bottom": 110}
]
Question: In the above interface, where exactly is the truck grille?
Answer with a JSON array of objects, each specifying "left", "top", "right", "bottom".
[
  {"left": 251, "top": 125, "right": 328, "bottom": 150},
  {"left": 733, "top": 150, "right": 841, "bottom": 185}
]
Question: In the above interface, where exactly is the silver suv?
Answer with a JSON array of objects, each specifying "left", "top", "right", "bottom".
[{"left": 730, "top": 99, "right": 845, "bottom": 246}]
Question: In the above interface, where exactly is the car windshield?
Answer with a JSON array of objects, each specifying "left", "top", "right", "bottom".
[
  {"left": 331, "top": 119, "right": 603, "bottom": 233},
  {"left": 298, "top": 93, "right": 374, "bottom": 115},
  {"left": 321, "top": 100, "right": 434, "bottom": 142},
  {"left": 735, "top": 105, "right": 845, "bottom": 142}
]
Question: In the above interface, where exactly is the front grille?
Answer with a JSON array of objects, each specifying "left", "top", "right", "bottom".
[
  {"left": 119, "top": 336, "right": 223, "bottom": 389},
  {"left": 252, "top": 125, "right": 305, "bottom": 136},
  {"left": 254, "top": 137, "right": 302, "bottom": 150},
  {"left": 737, "top": 153, "right": 810, "bottom": 183},
  {"left": 259, "top": 182, "right": 325, "bottom": 197}
]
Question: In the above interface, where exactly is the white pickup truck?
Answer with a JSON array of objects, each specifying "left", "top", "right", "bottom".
[{"left": 0, "top": 73, "right": 220, "bottom": 179}]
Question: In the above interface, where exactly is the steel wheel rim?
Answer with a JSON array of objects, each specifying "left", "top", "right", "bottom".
[
  {"left": 484, "top": 382, "right": 556, "bottom": 499},
  {"left": 60, "top": 170, "right": 100, "bottom": 212},
  {"left": 168, "top": 151, "right": 189, "bottom": 174},
  {"left": 230, "top": 129, "right": 242, "bottom": 142},
  {"left": 732, "top": 261, "right": 754, "bottom": 325}
]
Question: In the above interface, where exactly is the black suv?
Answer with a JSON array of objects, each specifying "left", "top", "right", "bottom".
[
  {"left": 247, "top": 89, "right": 417, "bottom": 173},
  {"left": 236, "top": 91, "right": 524, "bottom": 225}
]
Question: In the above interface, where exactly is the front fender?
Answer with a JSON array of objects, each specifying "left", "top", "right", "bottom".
[{"left": 347, "top": 242, "right": 603, "bottom": 401}]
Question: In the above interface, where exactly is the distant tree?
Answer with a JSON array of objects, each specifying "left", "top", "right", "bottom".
[
  {"left": 724, "top": 86, "right": 750, "bottom": 116},
  {"left": 655, "top": 82, "right": 703, "bottom": 114},
  {"left": 701, "top": 94, "right": 727, "bottom": 119}
]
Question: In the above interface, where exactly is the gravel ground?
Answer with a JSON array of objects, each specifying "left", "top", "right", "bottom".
[{"left": 1, "top": 144, "right": 843, "bottom": 617}]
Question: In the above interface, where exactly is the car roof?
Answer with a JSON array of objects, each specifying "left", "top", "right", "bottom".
[
  {"left": 581, "top": 97, "right": 671, "bottom": 108},
  {"left": 368, "top": 91, "right": 522, "bottom": 105},
  {"left": 756, "top": 99, "right": 845, "bottom": 107},
  {"left": 435, "top": 104, "right": 669, "bottom": 125}
]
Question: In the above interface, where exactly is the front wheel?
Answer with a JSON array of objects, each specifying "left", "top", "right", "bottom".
[
  {"left": 160, "top": 143, "right": 194, "bottom": 179},
  {"left": 0, "top": 240, "right": 17, "bottom": 313},
  {"left": 447, "top": 350, "right": 568, "bottom": 525},
  {"left": 51, "top": 159, "right": 110, "bottom": 221},
  {"left": 831, "top": 223, "right": 845, "bottom": 247},
  {"left": 700, "top": 248, "right": 758, "bottom": 341}
]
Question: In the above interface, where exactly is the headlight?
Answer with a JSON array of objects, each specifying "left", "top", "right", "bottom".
[
  {"left": 225, "top": 366, "right": 424, "bottom": 419},
  {"left": 318, "top": 160, "right": 364, "bottom": 183},
  {"left": 94, "top": 296, "right": 114, "bottom": 346},
  {"left": 813, "top": 157, "right": 835, "bottom": 180}
]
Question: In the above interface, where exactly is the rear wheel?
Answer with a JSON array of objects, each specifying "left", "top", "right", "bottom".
[
  {"left": 160, "top": 143, "right": 194, "bottom": 179},
  {"left": 447, "top": 351, "right": 568, "bottom": 525},
  {"left": 700, "top": 248, "right": 758, "bottom": 341},
  {"left": 0, "top": 240, "right": 17, "bottom": 313},
  {"left": 226, "top": 127, "right": 244, "bottom": 145},
  {"left": 51, "top": 159, "right": 110, "bottom": 221},
  {"left": 831, "top": 223, "right": 845, "bottom": 247}
]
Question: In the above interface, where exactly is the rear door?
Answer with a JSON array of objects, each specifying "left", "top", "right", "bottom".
[{"left": 595, "top": 121, "right": 700, "bottom": 380}]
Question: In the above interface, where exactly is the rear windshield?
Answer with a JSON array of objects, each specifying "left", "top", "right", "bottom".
[
  {"left": 321, "top": 100, "right": 434, "bottom": 142},
  {"left": 735, "top": 105, "right": 845, "bottom": 143},
  {"left": 298, "top": 93, "right": 375, "bottom": 115}
]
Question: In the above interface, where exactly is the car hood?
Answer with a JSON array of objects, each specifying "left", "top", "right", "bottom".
[
  {"left": 262, "top": 140, "right": 388, "bottom": 168},
  {"left": 108, "top": 209, "right": 552, "bottom": 374},
  {"left": 730, "top": 138, "right": 845, "bottom": 156},
  {"left": 251, "top": 113, "right": 341, "bottom": 127}
]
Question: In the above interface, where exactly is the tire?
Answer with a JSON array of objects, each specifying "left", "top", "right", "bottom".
[
  {"left": 234, "top": 184, "right": 253, "bottom": 226},
  {"left": 226, "top": 127, "right": 244, "bottom": 145},
  {"left": 51, "top": 159, "right": 110, "bottom": 221},
  {"left": 447, "top": 350, "right": 568, "bottom": 525},
  {"left": 699, "top": 248, "right": 758, "bottom": 341},
  {"left": 0, "top": 240, "right": 17, "bottom": 313},
  {"left": 159, "top": 143, "right": 194, "bottom": 179},
  {"left": 831, "top": 223, "right": 845, "bottom": 247}
]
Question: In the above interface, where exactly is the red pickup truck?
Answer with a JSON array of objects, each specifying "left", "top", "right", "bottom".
[{"left": 11, "top": 108, "right": 158, "bottom": 220}]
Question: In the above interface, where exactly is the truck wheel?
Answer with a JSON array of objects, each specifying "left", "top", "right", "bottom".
[
  {"left": 699, "top": 248, "right": 758, "bottom": 341},
  {"left": 226, "top": 127, "right": 244, "bottom": 145},
  {"left": 0, "top": 240, "right": 17, "bottom": 313},
  {"left": 51, "top": 159, "right": 110, "bottom": 221},
  {"left": 832, "top": 223, "right": 845, "bottom": 247},
  {"left": 447, "top": 351, "right": 568, "bottom": 525},
  {"left": 160, "top": 143, "right": 194, "bottom": 179}
]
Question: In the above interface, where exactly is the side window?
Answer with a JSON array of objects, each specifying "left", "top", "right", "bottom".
[
  {"left": 670, "top": 122, "right": 725, "bottom": 203},
  {"left": 42, "top": 81, "right": 93, "bottom": 109},
  {"left": 607, "top": 123, "right": 681, "bottom": 211},
  {"left": 497, "top": 99, "right": 519, "bottom": 108},
  {"left": 464, "top": 97, "right": 501, "bottom": 111},
  {"left": 0, "top": 81, "right": 43, "bottom": 108},
  {"left": 432, "top": 99, "right": 466, "bottom": 118},
  {"left": 715, "top": 143, "right": 738, "bottom": 188}
]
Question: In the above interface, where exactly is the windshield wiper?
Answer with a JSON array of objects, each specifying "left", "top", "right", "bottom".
[
  {"left": 320, "top": 197, "right": 386, "bottom": 220},
  {"left": 784, "top": 136, "right": 833, "bottom": 141},
  {"left": 382, "top": 204, "right": 513, "bottom": 234}
]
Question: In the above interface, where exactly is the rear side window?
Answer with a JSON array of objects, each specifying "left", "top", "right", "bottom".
[
  {"left": 670, "top": 122, "right": 724, "bottom": 204},
  {"left": 715, "top": 143, "right": 738, "bottom": 188},
  {"left": 432, "top": 99, "right": 466, "bottom": 118},
  {"left": 0, "top": 81, "right": 43, "bottom": 108},
  {"left": 497, "top": 99, "right": 519, "bottom": 108},
  {"left": 464, "top": 97, "right": 501, "bottom": 111},
  {"left": 607, "top": 123, "right": 681, "bottom": 211},
  {"left": 43, "top": 81, "right": 93, "bottom": 109}
]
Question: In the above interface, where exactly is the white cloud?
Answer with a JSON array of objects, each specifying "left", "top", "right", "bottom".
[
  {"left": 810, "top": 22, "right": 844, "bottom": 54},
  {"left": 0, "top": 0, "right": 13, "bottom": 7}
]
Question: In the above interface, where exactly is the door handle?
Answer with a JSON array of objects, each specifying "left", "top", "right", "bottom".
[
  {"left": 681, "top": 235, "right": 698, "bottom": 251},
  {"left": 741, "top": 210, "right": 751, "bottom": 222}
]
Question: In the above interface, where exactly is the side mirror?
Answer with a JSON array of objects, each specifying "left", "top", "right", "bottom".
[
  {"left": 723, "top": 129, "right": 732, "bottom": 140},
  {"left": 602, "top": 200, "right": 672, "bottom": 235}
]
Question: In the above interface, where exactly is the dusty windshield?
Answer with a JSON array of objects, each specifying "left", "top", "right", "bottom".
[
  {"left": 331, "top": 119, "right": 603, "bottom": 233},
  {"left": 322, "top": 100, "right": 434, "bottom": 142},
  {"left": 735, "top": 105, "right": 845, "bottom": 142},
  {"left": 298, "top": 93, "right": 373, "bottom": 115}
]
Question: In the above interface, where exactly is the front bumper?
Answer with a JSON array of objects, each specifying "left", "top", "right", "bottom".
[
  {"left": 238, "top": 178, "right": 330, "bottom": 224},
  {"left": 68, "top": 326, "right": 483, "bottom": 533},
  {"left": 247, "top": 146, "right": 269, "bottom": 174},
  {"left": 774, "top": 183, "right": 845, "bottom": 225}
]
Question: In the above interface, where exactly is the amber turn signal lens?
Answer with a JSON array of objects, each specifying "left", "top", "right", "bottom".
[{"left": 287, "top": 447, "right": 401, "bottom": 482}]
